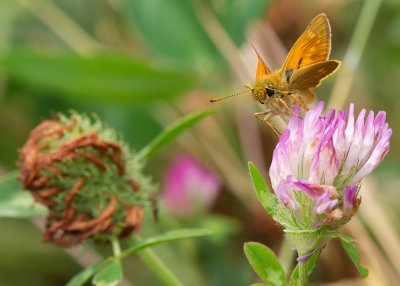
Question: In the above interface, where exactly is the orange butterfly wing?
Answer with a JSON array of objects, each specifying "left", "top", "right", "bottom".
[
  {"left": 281, "top": 13, "right": 332, "bottom": 75},
  {"left": 288, "top": 60, "right": 341, "bottom": 89},
  {"left": 252, "top": 45, "right": 271, "bottom": 80}
]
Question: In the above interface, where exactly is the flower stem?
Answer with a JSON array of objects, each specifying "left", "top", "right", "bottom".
[
  {"left": 130, "top": 235, "right": 184, "bottom": 286},
  {"left": 111, "top": 236, "right": 122, "bottom": 258},
  {"left": 298, "top": 261, "right": 309, "bottom": 286}
]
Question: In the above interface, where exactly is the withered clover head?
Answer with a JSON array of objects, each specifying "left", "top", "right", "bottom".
[{"left": 19, "top": 112, "right": 155, "bottom": 246}]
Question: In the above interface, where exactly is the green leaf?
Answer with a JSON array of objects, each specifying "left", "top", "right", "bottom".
[
  {"left": 251, "top": 284, "right": 270, "bottom": 286},
  {"left": 289, "top": 250, "right": 321, "bottom": 286},
  {"left": 248, "top": 162, "right": 275, "bottom": 215},
  {"left": 244, "top": 242, "right": 286, "bottom": 286},
  {"left": 0, "top": 171, "right": 47, "bottom": 218},
  {"left": 0, "top": 51, "right": 195, "bottom": 103},
  {"left": 122, "top": 228, "right": 211, "bottom": 258},
  {"left": 92, "top": 259, "right": 123, "bottom": 286},
  {"left": 339, "top": 234, "right": 369, "bottom": 278},
  {"left": 123, "top": 0, "right": 221, "bottom": 70},
  {"left": 135, "top": 109, "right": 213, "bottom": 163},
  {"left": 66, "top": 258, "right": 112, "bottom": 286}
]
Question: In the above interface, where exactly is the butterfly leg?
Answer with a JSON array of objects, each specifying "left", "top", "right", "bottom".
[
  {"left": 304, "top": 89, "right": 316, "bottom": 104},
  {"left": 287, "top": 93, "right": 310, "bottom": 111},
  {"left": 254, "top": 111, "right": 281, "bottom": 136},
  {"left": 277, "top": 98, "right": 301, "bottom": 118}
]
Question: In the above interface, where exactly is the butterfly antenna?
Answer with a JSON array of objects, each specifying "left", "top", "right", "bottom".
[{"left": 210, "top": 90, "right": 250, "bottom": 103}]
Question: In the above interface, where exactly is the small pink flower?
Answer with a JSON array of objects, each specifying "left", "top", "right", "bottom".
[
  {"left": 269, "top": 102, "right": 391, "bottom": 226},
  {"left": 162, "top": 154, "right": 221, "bottom": 216}
]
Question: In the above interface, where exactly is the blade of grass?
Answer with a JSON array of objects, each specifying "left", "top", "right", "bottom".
[
  {"left": 0, "top": 51, "right": 196, "bottom": 103},
  {"left": 121, "top": 229, "right": 211, "bottom": 258},
  {"left": 135, "top": 109, "right": 213, "bottom": 163},
  {"left": 17, "top": 0, "right": 102, "bottom": 55},
  {"left": 328, "top": 0, "right": 382, "bottom": 109}
]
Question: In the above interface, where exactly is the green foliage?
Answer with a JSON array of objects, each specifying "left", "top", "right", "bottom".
[
  {"left": 135, "top": 109, "right": 214, "bottom": 163},
  {"left": 339, "top": 234, "right": 369, "bottom": 278},
  {"left": 123, "top": 0, "right": 268, "bottom": 70},
  {"left": 0, "top": 171, "right": 47, "bottom": 218},
  {"left": 92, "top": 259, "right": 123, "bottom": 286},
  {"left": 0, "top": 51, "right": 195, "bottom": 103},
  {"left": 289, "top": 250, "right": 321, "bottom": 286},
  {"left": 244, "top": 242, "right": 286, "bottom": 286},
  {"left": 248, "top": 162, "right": 275, "bottom": 216},
  {"left": 66, "top": 259, "right": 112, "bottom": 286},
  {"left": 67, "top": 229, "right": 210, "bottom": 286},
  {"left": 123, "top": 0, "right": 221, "bottom": 70}
]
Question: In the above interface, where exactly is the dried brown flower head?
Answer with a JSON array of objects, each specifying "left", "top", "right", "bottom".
[{"left": 19, "top": 113, "right": 154, "bottom": 246}]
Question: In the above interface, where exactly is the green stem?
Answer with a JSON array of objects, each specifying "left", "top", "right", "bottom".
[
  {"left": 111, "top": 236, "right": 122, "bottom": 258},
  {"left": 298, "top": 261, "right": 309, "bottom": 286},
  {"left": 130, "top": 235, "right": 184, "bottom": 286}
]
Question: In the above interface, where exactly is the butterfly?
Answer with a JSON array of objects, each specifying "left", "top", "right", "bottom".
[{"left": 211, "top": 13, "right": 341, "bottom": 135}]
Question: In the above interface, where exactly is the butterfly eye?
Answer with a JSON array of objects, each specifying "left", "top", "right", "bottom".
[{"left": 266, "top": 87, "right": 275, "bottom": 97}]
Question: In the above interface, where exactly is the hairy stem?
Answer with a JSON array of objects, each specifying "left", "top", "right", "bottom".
[{"left": 298, "top": 260, "right": 309, "bottom": 286}]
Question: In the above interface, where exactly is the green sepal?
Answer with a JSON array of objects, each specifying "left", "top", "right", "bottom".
[{"left": 248, "top": 162, "right": 275, "bottom": 215}]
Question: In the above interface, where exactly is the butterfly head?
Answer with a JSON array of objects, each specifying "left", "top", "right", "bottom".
[{"left": 245, "top": 82, "right": 275, "bottom": 104}]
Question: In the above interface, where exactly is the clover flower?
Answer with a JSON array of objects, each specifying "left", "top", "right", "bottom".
[
  {"left": 268, "top": 101, "right": 391, "bottom": 255},
  {"left": 162, "top": 154, "right": 220, "bottom": 216},
  {"left": 19, "top": 113, "right": 155, "bottom": 246}
]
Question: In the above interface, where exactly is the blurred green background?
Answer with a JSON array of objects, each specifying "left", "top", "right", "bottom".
[{"left": 0, "top": 0, "right": 400, "bottom": 285}]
